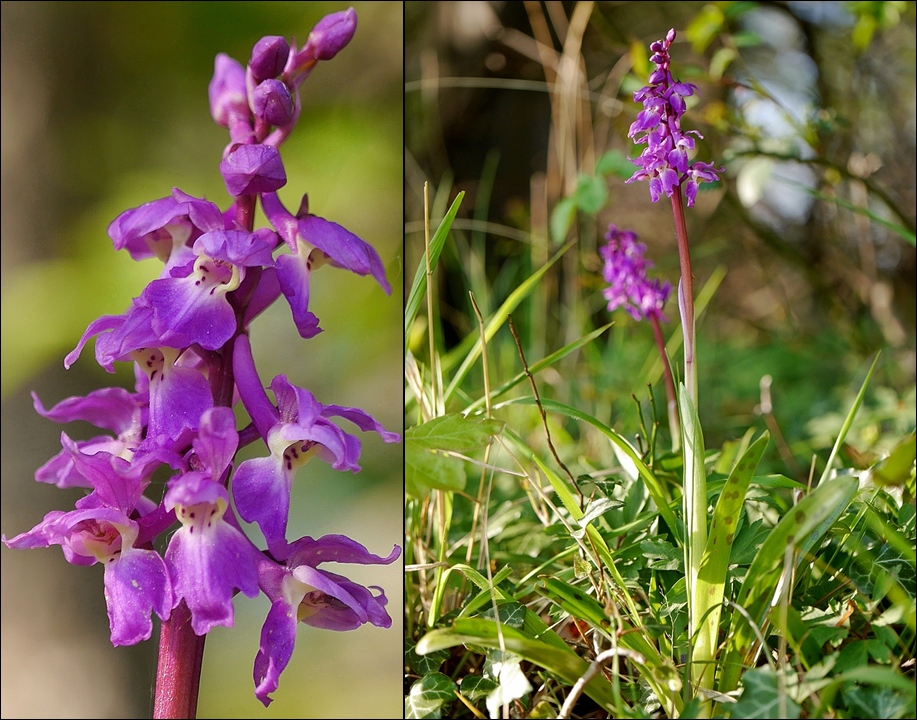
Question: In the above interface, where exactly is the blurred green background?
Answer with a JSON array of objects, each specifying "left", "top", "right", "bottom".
[{"left": 1, "top": 2, "right": 402, "bottom": 718}]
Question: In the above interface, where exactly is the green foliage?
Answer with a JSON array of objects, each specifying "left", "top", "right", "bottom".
[
  {"left": 405, "top": 414, "right": 505, "bottom": 498},
  {"left": 405, "top": 3, "right": 916, "bottom": 718}
]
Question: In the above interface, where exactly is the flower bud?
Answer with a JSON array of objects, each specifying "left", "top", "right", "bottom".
[
  {"left": 305, "top": 7, "right": 357, "bottom": 61},
  {"left": 285, "top": 8, "right": 357, "bottom": 88},
  {"left": 251, "top": 79, "right": 295, "bottom": 127},
  {"left": 219, "top": 144, "right": 286, "bottom": 196},
  {"left": 208, "top": 54, "right": 248, "bottom": 128},
  {"left": 249, "top": 36, "right": 290, "bottom": 83}
]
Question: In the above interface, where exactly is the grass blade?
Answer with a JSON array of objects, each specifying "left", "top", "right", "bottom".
[{"left": 404, "top": 191, "right": 465, "bottom": 350}]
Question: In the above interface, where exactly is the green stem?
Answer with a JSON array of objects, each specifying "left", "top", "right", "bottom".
[
  {"left": 671, "top": 187, "right": 696, "bottom": 405},
  {"left": 670, "top": 185, "right": 710, "bottom": 706}
]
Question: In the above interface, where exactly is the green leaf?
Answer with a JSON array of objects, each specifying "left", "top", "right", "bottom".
[
  {"left": 729, "top": 667, "right": 801, "bottom": 719},
  {"left": 579, "top": 497, "right": 624, "bottom": 528},
  {"left": 459, "top": 674, "right": 498, "bottom": 701},
  {"left": 408, "top": 414, "right": 505, "bottom": 453},
  {"left": 550, "top": 196, "right": 577, "bottom": 245},
  {"left": 871, "top": 431, "right": 916, "bottom": 486},
  {"left": 815, "top": 664, "right": 917, "bottom": 719},
  {"left": 534, "top": 576, "right": 612, "bottom": 632},
  {"left": 842, "top": 684, "right": 913, "bottom": 720},
  {"left": 718, "top": 475, "right": 860, "bottom": 692},
  {"left": 818, "top": 353, "right": 881, "bottom": 486},
  {"left": 405, "top": 415, "right": 505, "bottom": 498},
  {"left": 416, "top": 617, "right": 621, "bottom": 711},
  {"left": 729, "top": 518, "right": 769, "bottom": 566},
  {"left": 572, "top": 174, "right": 608, "bottom": 214},
  {"left": 678, "top": 386, "right": 710, "bottom": 691},
  {"left": 641, "top": 537, "right": 683, "bottom": 571},
  {"left": 596, "top": 149, "right": 637, "bottom": 179},
  {"left": 482, "top": 601, "right": 527, "bottom": 629},
  {"left": 405, "top": 672, "right": 458, "bottom": 719},
  {"left": 404, "top": 191, "right": 465, "bottom": 350},
  {"left": 405, "top": 439, "right": 466, "bottom": 497},
  {"left": 405, "top": 637, "right": 451, "bottom": 675},
  {"left": 695, "top": 433, "right": 769, "bottom": 685}
]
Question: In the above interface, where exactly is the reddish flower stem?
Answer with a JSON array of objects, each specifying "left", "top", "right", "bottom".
[
  {"left": 153, "top": 601, "right": 205, "bottom": 719},
  {"left": 670, "top": 185, "right": 696, "bottom": 404},
  {"left": 649, "top": 312, "right": 680, "bottom": 448}
]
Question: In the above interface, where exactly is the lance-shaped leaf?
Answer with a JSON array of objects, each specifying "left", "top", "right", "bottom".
[
  {"left": 718, "top": 474, "right": 859, "bottom": 693},
  {"left": 693, "top": 431, "right": 769, "bottom": 691}
]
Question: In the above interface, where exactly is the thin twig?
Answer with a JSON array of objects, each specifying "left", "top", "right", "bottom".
[
  {"left": 507, "top": 314, "right": 583, "bottom": 504},
  {"left": 557, "top": 648, "right": 646, "bottom": 719}
]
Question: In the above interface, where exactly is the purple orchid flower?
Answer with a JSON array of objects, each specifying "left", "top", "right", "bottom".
[
  {"left": 209, "top": 53, "right": 257, "bottom": 146},
  {"left": 600, "top": 224, "right": 671, "bottom": 322},
  {"left": 142, "top": 227, "right": 276, "bottom": 350},
  {"left": 261, "top": 191, "right": 390, "bottom": 339},
  {"left": 64, "top": 306, "right": 215, "bottom": 453},
  {"left": 31, "top": 387, "right": 146, "bottom": 488},
  {"left": 252, "top": 534, "right": 399, "bottom": 706},
  {"left": 5, "top": 10, "right": 401, "bottom": 711},
  {"left": 625, "top": 29, "right": 723, "bottom": 206},
  {"left": 231, "top": 335, "right": 399, "bottom": 551},
  {"left": 2, "top": 438, "right": 172, "bottom": 646},
  {"left": 108, "top": 189, "right": 226, "bottom": 276},
  {"left": 163, "top": 407, "right": 259, "bottom": 635}
]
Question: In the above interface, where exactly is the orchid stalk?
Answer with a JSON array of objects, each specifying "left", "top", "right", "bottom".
[
  {"left": 2, "top": 7, "right": 400, "bottom": 717},
  {"left": 625, "top": 28, "right": 723, "bottom": 706}
]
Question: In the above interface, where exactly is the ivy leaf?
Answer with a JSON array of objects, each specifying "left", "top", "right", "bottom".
[
  {"left": 405, "top": 672, "right": 457, "bottom": 719},
  {"left": 405, "top": 637, "right": 451, "bottom": 676},
  {"left": 842, "top": 684, "right": 912, "bottom": 719},
  {"left": 730, "top": 668, "right": 801, "bottom": 719},
  {"left": 460, "top": 674, "right": 498, "bottom": 701}
]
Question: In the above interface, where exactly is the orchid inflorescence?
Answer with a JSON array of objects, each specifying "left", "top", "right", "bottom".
[
  {"left": 2, "top": 7, "right": 400, "bottom": 708},
  {"left": 600, "top": 224, "right": 671, "bottom": 323},
  {"left": 625, "top": 28, "right": 724, "bottom": 206}
]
